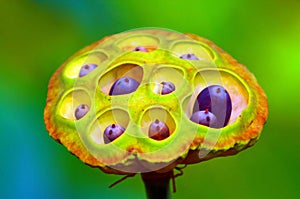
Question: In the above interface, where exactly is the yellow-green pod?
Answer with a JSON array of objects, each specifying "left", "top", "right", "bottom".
[{"left": 44, "top": 28, "right": 268, "bottom": 185}]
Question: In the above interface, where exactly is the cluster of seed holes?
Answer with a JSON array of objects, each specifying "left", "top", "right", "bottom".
[
  {"left": 53, "top": 27, "right": 254, "bottom": 152},
  {"left": 88, "top": 107, "right": 176, "bottom": 144},
  {"left": 94, "top": 64, "right": 182, "bottom": 143},
  {"left": 97, "top": 64, "right": 182, "bottom": 142},
  {"left": 60, "top": 36, "right": 243, "bottom": 143}
]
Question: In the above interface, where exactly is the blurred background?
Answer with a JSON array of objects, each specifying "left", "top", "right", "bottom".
[{"left": 1, "top": 0, "right": 299, "bottom": 198}]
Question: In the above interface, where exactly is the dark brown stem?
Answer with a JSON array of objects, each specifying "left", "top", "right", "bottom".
[{"left": 141, "top": 171, "right": 173, "bottom": 199}]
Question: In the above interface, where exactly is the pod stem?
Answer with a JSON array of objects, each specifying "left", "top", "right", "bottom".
[{"left": 141, "top": 170, "right": 173, "bottom": 199}]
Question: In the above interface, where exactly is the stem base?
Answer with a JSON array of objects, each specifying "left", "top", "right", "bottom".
[{"left": 141, "top": 171, "right": 173, "bottom": 199}]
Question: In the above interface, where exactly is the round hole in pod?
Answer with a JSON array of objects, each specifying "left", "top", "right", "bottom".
[
  {"left": 140, "top": 107, "right": 176, "bottom": 141},
  {"left": 63, "top": 51, "right": 107, "bottom": 79},
  {"left": 194, "top": 85, "right": 232, "bottom": 128},
  {"left": 116, "top": 34, "right": 159, "bottom": 52},
  {"left": 150, "top": 66, "right": 184, "bottom": 95},
  {"left": 191, "top": 70, "right": 249, "bottom": 126},
  {"left": 89, "top": 109, "right": 130, "bottom": 145},
  {"left": 99, "top": 63, "right": 143, "bottom": 95},
  {"left": 170, "top": 41, "right": 214, "bottom": 61},
  {"left": 58, "top": 89, "right": 91, "bottom": 120}
]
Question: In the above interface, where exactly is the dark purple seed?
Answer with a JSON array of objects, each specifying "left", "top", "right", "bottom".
[
  {"left": 161, "top": 81, "right": 175, "bottom": 95},
  {"left": 190, "top": 109, "right": 217, "bottom": 127},
  {"left": 194, "top": 85, "right": 232, "bottom": 128},
  {"left": 148, "top": 119, "right": 170, "bottom": 140},
  {"left": 103, "top": 124, "right": 125, "bottom": 143},
  {"left": 133, "top": 46, "right": 148, "bottom": 52},
  {"left": 109, "top": 77, "right": 140, "bottom": 95},
  {"left": 180, "top": 53, "right": 199, "bottom": 60},
  {"left": 79, "top": 64, "right": 97, "bottom": 77},
  {"left": 74, "top": 104, "right": 89, "bottom": 120}
]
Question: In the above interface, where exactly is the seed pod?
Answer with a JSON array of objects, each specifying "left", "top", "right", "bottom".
[{"left": 44, "top": 28, "right": 268, "bottom": 176}]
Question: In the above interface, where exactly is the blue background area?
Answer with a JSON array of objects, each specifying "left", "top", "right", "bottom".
[{"left": 1, "top": 0, "right": 300, "bottom": 198}]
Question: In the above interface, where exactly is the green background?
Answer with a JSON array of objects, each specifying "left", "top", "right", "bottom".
[{"left": 1, "top": 0, "right": 299, "bottom": 198}]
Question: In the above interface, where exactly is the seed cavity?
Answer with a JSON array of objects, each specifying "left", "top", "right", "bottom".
[
  {"left": 133, "top": 46, "right": 148, "bottom": 52},
  {"left": 180, "top": 53, "right": 199, "bottom": 60},
  {"left": 99, "top": 64, "right": 143, "bottom": 95},
  {"left": 161, "top": 81, "right": 175, "bottom": 95},
  {"left": 194, "top": 85, "right": 232, "bottom": 128},
  {"left": 79, "top": 64, "right": 97, "bottom": 77},
  {"left": 148, "top": 119, "right": 170, "bottom": 141},
  {"left": 109, "top": 77, "right": 140, "bottom": 95}
]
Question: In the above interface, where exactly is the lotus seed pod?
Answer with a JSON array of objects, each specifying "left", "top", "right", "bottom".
[
  {"left": 103, "top": 124, "right": 125, "bottom": 144},
  {"left": 44, "top": 28, "right": 268, "bottom": 179},
  {"left": 195, "top": 85, "right": 232, "bottom": 128},
  {"left": 109, "top": 77, "right": 140, "bottom": 95},
  {"left": 190, "top": 110, "right": 217, "bottom": 127}
]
